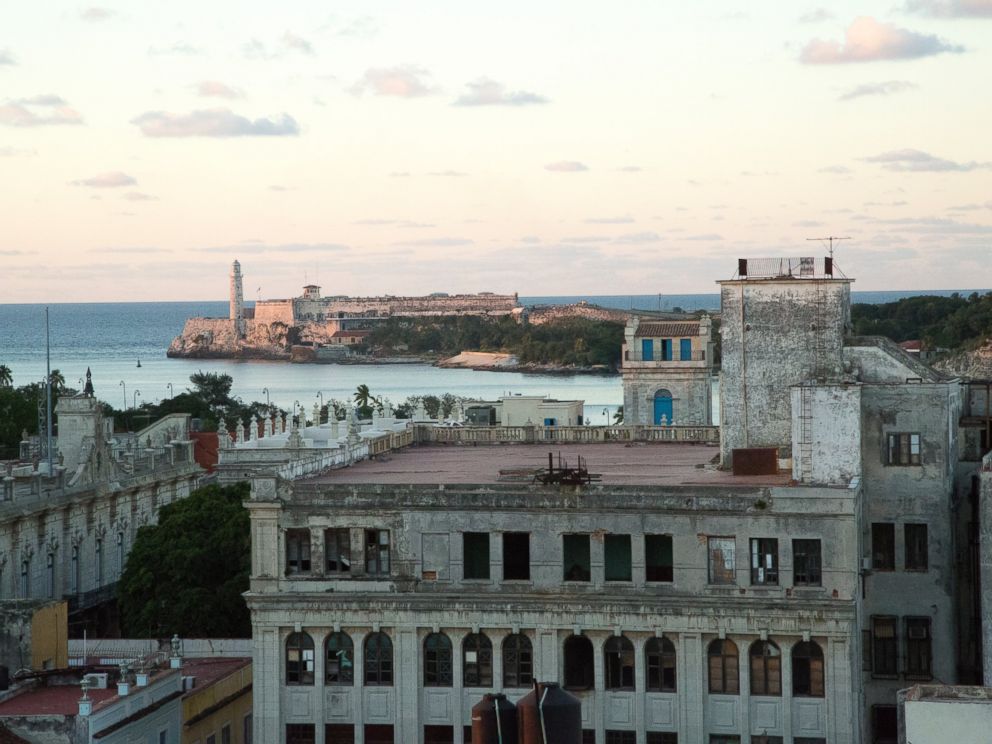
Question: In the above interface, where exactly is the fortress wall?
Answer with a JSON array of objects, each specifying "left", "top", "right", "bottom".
[
  {"left": 527, "top": 304, "right": 631, "bottom": 325},
  {"left": 254, "top": 300, "right": 294, "bottom": 324}
]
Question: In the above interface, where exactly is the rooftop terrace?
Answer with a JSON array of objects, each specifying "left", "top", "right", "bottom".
[{"left": 303, "top": 442, "right": 792, "bottom": 487}]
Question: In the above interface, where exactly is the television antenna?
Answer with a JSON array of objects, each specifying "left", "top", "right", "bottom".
[{"left": 806, "top": 235, "right": 850, "bottom": 259}]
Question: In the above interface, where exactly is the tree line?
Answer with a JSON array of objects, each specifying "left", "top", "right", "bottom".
[{"left": 850, "top": 291, "right": 992, "bottom": 350}]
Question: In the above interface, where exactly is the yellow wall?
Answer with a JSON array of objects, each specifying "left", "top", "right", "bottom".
[
  {"left": 182, "top": 663, "right": 253, "bottom": 744},
  {"left": 30, "top": 601, "right": 68, "bottom": 670}
]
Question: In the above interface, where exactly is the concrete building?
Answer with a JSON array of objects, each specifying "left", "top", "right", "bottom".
[
  {"left": 897, "top": 685, "right": 992, "bottom": 744},
  {"left": 0, "top": 599, "right": 68, "bottom": 674},
  {"left": 464, "top": 395, "right": 585, "bottom": 427},
  {"left": 0, "top": 376, "right": 201, "bottom": 635},
  {"left": 181, "top": 657, "right": 253, "bottom": 744},
  {"left": 621, "top": 315, "right": 715, "bottom": 426}
]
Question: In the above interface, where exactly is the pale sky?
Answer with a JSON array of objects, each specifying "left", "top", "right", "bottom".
[{"left": 1, "top": 0, "right": 990, "bottom": 302}]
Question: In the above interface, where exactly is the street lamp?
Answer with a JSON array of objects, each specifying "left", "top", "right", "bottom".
[
  {"left": 316, "top": 392, "right": 324, "bottom": 422},
  {"left": 133, "top": 390, "right": 141, "bottom": 409},
  {"left": 119, "top": 380, "right": 126, "bottom": 410},
  {"left": 262, "top": 387, "right": 270, "bottom": 407},
  {"left": 603, "top": 407, "right": 610, "bottom": 425},
  {"left": 167, "top": 383, "right": 173, "bottom": 399}
]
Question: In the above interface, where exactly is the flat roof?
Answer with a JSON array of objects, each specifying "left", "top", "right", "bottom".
[
  {"left": 180, "top": 657, "right": 250, "bottom": 693},
  {"left": 302, "top": 443, "right": 791, "bottom": 487},
  {"left": 0, "top": 683, "right": 117, "bottom": 716}
]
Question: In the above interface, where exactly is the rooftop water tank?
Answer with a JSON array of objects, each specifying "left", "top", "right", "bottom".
[
  {"left": 471, "top": 693, "right": 519, "bottom": 744},
  {"left": 517, "top": 682, "right": 581, "bottom": 744}
]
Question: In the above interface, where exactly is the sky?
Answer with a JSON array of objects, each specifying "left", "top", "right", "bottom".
[{"left": 1, "top": 0, "right": 991, "bottom": 302}]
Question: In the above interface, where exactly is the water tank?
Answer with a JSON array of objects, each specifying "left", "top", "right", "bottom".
[
  {"left": 517, "top": 682, "right": 582, "bottom": 744},
  {"left": 0, "top": 665, "right": 9, "bottom": 691},
  {"left": 471, "top": 693, "right": 518, "bottom": 744}
]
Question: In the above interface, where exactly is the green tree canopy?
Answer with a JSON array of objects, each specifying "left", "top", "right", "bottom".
[{"left": 118, "top": 482, "right": 251, "bottom": 638}]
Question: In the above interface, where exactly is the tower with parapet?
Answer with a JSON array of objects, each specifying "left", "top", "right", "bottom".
[{"left": 230, "top": 259, "right": 245, "bottom": 338}]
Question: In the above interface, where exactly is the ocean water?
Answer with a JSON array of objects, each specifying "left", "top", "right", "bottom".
[{"left": 0, "top": 290, "right": 985, "bottom": 422}]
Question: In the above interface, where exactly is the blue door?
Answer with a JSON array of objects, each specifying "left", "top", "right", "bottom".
[
  {"left": 653, "top": 391, "right": 673, "bottom": 425},
  {"left": 680, "top": 338, "right": 692, "bottom": 361},
  {"left": 641, "top": 339, "right": 654, "bottom": 361},
  {"left": 661, "top": 339, "right": 673, "bottom": 361},
  {"left": 544, "top": 418, "right": 557, "bottom": 426}
]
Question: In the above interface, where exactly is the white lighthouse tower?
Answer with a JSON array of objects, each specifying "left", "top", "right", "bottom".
[{"left": 230, "top": 259, "right": 245, "bottom": 338}]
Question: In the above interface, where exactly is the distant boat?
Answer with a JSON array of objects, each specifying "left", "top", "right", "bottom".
[{"left": 136, "top": 358, "right": 142, "bottom": 368}]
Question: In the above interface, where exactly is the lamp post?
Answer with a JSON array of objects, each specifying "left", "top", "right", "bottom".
[
  {"left": 603, "top": 407, "right": 610, "bottom": 425},
  {"left": 293, "top": 400, "right": 300, "bottom": 425},
  {"left": 133, "top": 390, "right": 141, "bottom": 409},
  {"left": 119, "top": 380, "right": 126, "bottom": 410},
  {"left": 263, "top": 388, "right": 270, "bottom": 407},
  {"left": 167, "top": 383, "right": 173, "bottom": 399},
  {"left": 316, "top": 392, "right": 324, "bottom": 422}
]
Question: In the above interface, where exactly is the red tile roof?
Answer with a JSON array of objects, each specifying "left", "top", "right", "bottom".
[
  {"left": 634, "top": 322, "right": 700, "bottom": 337},
  {"left": 0, "top": 684, "right": 117, "bottom": 716}
]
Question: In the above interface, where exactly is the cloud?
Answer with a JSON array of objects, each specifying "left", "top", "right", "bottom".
[
  {"left": 131, "top": 108, "right": 299, "bottom": 137},
  {"left": 453, "top": 78, "right": 548, "bottom": 106},
  {"left": 863, "top": 149, "right": 991, "bottom": 172},
  {"left": 818, "top": 165, "right": 853, "bottom": 174},
  {"left": 864, "top": 200, "right": 909, "bottom": 207},
  {"left": 354, "top": 218, "right": 435, "bottom": 228},
  {"left": 585, "top": 216, "right": 634, "bottom": 224},
  {"left": 686, "top": 233, "right": 724, "bottom": 241},
  {"left": 93, "top": 246, "right": 168, "bottom": 254},
  {"left": 618, "top": 166, "right": 642, "bottom": 172},
  {"left": 149, "top": 42, "right": 200, "bottom": 56},
  {"left": 839, "top": 80, "right": 917, "bottom": 101},
  {"left": 428, "top": 170, "right": 468, "bottom": 177},
  {"left": 613, "top": 231, "right": 662, "bottom": 244},
  {"left": 792, "top": 220, "right": 824, "bottom": 227},
  {"left": 869, "top": 217, "right": 992, "bottom": 234},
  {"left": 282, "top": 32, "right": 315, "bottom": 55},
  {"left": 0, "top": 249, "right": 35, "bottom": 256},
  {"left": 0, "top": 146, "right": 36, "bottom": 157},
  {"left": 0, "top": 95, "right": 83, "bottom": 127},
  {"left": 71, "top": 171, "right": 137, "bottom": 188},
  {"left": 195, "top": 81, "right": 244, "bottom": 99},
  {"left": 904, "top": 0, "right": 992, "bottom": 18},
  {"left": 800, "top": 16, "right": 964, "bottom": 63},
  {"left": 202, "top": 242, "right": 349, "bottom": 254},
  {"left": 351, "top": 66, "right": 435, "bottom": 97},
  {"left": 0, "top": 49, "right": 14, "bottom": 65},
  {"left": 80, "top": 6, "right": 115, "bottom": 21},
  {"left": 322, "top": 15, "right": 380, "bottom": 38},
  {"left": 545, "top": 161, "right": 588, "bottom": 172},
  {"left": 396, "top": 237, "right": 474, "bottom": 247},
  {"left": 123, "top": 191, "right": 156, "bottom": 201},
  {"left": 947, "top": 201, "right": 992, "bottom": 211},
  {"left": 389, "top": 171, "right": 411, "bottom": 177},
  {"left": 799, "top": 8, "right": 834, "bottom": 22}
]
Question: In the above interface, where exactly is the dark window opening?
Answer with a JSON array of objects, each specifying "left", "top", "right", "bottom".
[
  {"left": 886, "top": 432, "right": 921, "bottom": 466},
  {"left": 564, "top": 635, "right": 594, "bottom": 690},
  {"left": 286, "top": 725, "right": 315, "bottom": 744},
  {"left": 364, "top": 632, "right": 393, "bottom": 686},
  {"left": 604, "top": 534, "right": 632, "bottom": 582},
  {"left": 645, "top": 637, "right": 677, "bottom": 692},
  {"left": 749, "top": 640, "right": 781, "bottom": 696},
  {"left": 463, "top": 532, "right": 490, "bottom": 580},
  {"left": 325, "top": 632, "right": 354, "bottom": 685},
  {"left": 325, "top": 529, "right": 351, "bottom": 574},
  {"left": 424, "top": 633, "right": 453, "bottom": 687},
  {"left": 606, "top": 732, "right": 636, "bottom": 744},
  {"left": 905, "top": 617, "right": 932, "bottom": 680},
  {"left": 364, "top": 725, "right": 394, "bottom": 744},
  {"left": 647, "top": 735, "right": 678, "bottom": 744},
  {"left": 872, "top": 616, "right": 898, "bottom": 677},
  {"left": 872, "top": 705, "right": 897, "bottom": 744},
  {"left": 792, "top": 539, "right": 822, "bottom": 586},
  {"left": 462, "top": 633, "right": 493, "bottom": 687},
  {"left": 707, "top": 639, "right": 739, "bottom": 694},
  {"left": 285, "top": 632, "right": 315, "bottom": 685},
  {"left": 563, "top": 534, "right": 591, "bottom": 581},
  {"left": 325, "top": 725, "right": 355, "bottom": 744},
  {"left": 872, "top": 523, "right": 895, "bottom": 571},
  {"left": 792, "top": 641, "right": 825, "bottom": 697},
  {"left": 503, "top": 532, "right": 530, "bottom": 580},
  {"left": 749, "top": 538, "right": 779, "bottom": 585},
  {"left": 503, "top": 633, "right": 533, "bottom": 688},
  {"left": 365, "top": 529, "right": 390, "bottom": 576},
  {"left": 645, "top": 534, "right": 674, "bottom": 582},
  {"left": 424, "top": 725, "right": 454, "bottom": 744},
  {"left": 905, "top": 523, "right": 928, "bottom": 571},
  {"left": 286, "top": 529, "right": 311, "bottom": 575},
  {"left": 604, "top": 635, "right": 635, "bottom": 690}
]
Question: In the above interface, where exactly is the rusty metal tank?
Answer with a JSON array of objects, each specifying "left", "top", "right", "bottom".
[
  {"left": 517, "top": 682, "right": 582, "bottom": 744},
  {"left": 471, "top": 693, "right": 519, "bottom": 744}
]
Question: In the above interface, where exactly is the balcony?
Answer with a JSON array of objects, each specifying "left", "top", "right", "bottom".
[{"left": 622, "top": 345, "right": 709, "bottom": 369}]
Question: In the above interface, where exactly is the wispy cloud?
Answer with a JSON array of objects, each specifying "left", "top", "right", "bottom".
[
  {"left": 618, "top": 166, "right": 642, "bottom": 173},
  {"left": 131, "top": 108, "right": 299, "bottom": 137},
  {"left": 613, "top": 231, "right": 662, "bottom": 244},
  {"left": 395, "top": 237, "right": 474, "bottom": 247},
  {"left": 80, "top": 6, "right": 115, "bottom": 21},
  {"left": 195, "top": 81, "right": 244, "bottom": 99},
  {"left": 322, "top": 14, "right": 379, "bottom": 38},
  {"left": 904, "top": 0, "right": 992, "bottom": 18},
  {"left": 819, "top": 165, "right": 853, "bottom": 174},
  {"left": 869, "top": 217, "right": 992, "bottom": 234},
  {"left": 149, "top": 42, "right": 200, "bottom": 56},
  {"left": 800, "top": 16, "right": 964, "bottom": 63},
  {"left": 839, "top": 80, "right": 917, "bottom": 101},
  {"left": 71, "top": 171, "right": 137, "bottom": 188},
  {"left": 0, "top": 146, "right": 36, "bottom": 157},
  {"left": 799, "top": 8, "right": 834, "bottom": 23},
  {"left": 948, "top": 201, "right": 992, "bottom": 211},
  {"left": 0, "top": 48, "right": 15, "bottom": 65},
  {"left": 453, "top": 78, "right": 549, "bottom": 106},
  {"left": 351, "top": 66, "right": 435, "bottom": 97},
  {"left": 123, "top": 191, "right": 156, "bottom": 201},
  {"left": 0, "top": 249, "right": 35, "bottom": 256},
  {"left": 282, "top": 32, "right": 315, "bottom": 55},
  {"left": 0, "top": 95, "right": 83, "bottom": 127},
  {"left": 428, "top": 170, "right": 468, "bottom": 177},
  {"left": 545, "top": 161, "right": 588, "bottom": 172},
  {"left": 354, "top": 219, "right": 435, "bottom": 228},
  {"left": 685, "top": 233, "right": 723, "bottom": 241},
  {"left": 863, "top": 149, "right": 991, "bottom": 172},
  {"left": 585, "top": 216, "right": 634, "bottom": 224},
  {"left": 93, "top": 246, "right": 168, "bottom": 254},
  {"left": 202, "top": 242, "right": 349, "bottom": 254}
]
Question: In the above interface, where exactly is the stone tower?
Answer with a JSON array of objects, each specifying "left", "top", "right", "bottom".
[
  {"left": 718, "top": 256, "right": 852, "bottom": 467},
  {"left": 230, "top": 259, "right": 245, "bottom": 338}
]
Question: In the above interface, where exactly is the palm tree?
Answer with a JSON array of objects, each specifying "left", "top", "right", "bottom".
[
  {"left": 354, "top": 384, "right": 372, "bottom": 409},
  {"left": 0, "top": 364, "right": 11, "bottom": 388},
  {"left": 48, "top": 369, "right": 66, "bottom": 393}
]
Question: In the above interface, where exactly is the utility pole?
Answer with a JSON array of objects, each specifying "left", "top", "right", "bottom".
[{"left": 45, "top": 306, "right": 53, "bottom": 475}]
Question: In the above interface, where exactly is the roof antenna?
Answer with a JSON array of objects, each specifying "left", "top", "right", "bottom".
[{"left": 805, "top": 235, "right": 850, "bottom": 260}]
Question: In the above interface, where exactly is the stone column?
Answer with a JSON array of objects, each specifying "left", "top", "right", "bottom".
[
  {"left": 396, "top": 628, "right": 420, "bottom": 744},
  {"left": 781, "top": 639, "right": 793, "bottom": 744},
  {"left": 680, "top": 633, "right": 704, "bottom": 744},
  {"left": 738, "top": 635, "right": 751, "bottom": 742},
  {"left": 633, "top": 635, "right": 647, "bottom": 739},
  {"left": 828, "top": 636, "right": 855, "bottom": 744},
  {"left": 353, "top": 630, "right": 366, "bottom": 744},
  {"left": 592, "top": 633, "right": 605, "bottom": 743},
  {"left": 253, "top": 623, "right": 282, "bottom": 744},
  {"left": 451, "top": 629, "right": 466, "bottom": 744}
]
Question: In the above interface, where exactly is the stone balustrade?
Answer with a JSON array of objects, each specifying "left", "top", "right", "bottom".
[{"left": 416, "top": 423, "right": 719, "bottom": 445}]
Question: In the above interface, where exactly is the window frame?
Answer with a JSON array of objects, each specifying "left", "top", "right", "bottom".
[
  {"left": 324, "top": 528, "right": 351, "bottom": 575},
  {"left": 871, "top": 616, "right": 898, "bottom": 678},
  {"left": 363, "top": 632, "right": 393, "bottom": 686},
  {"left": 462, "top": 632, "right": 493, "bottom": 688},
  {"left": 792, "top": 539, "right": 822, "bottom": 587},
  {"left": 791, "top": 641, "right": 825, "bottom": 697},
  {"left": 604, "top": 635, "right": 635, "bottom": 691},
  {"left": 563, "top": 634, "right": 595, "bottom": 691},
  {"left": 325, "top": 632, "right": 355, "bottom": 686},
  {"left": 285, "top": 632, "right": 315, "bottom": 686},
  {"left": 502, "top": 532, "right": 530, "bottom": 581},
  {"left": 423, "top": 632, "right": 454, "bottom": 687},
  {"left": 904, "top": 523, "right": 928, "bottom": 571},
  {"left": 904, "top": 617, "right": 932, "bottom": 681},
  {"left": 748, "top": 640, "right": 782, "bottom": 697},
  {"left": 562, "top": 533, "right": 591, "bottom": 582},
  {"left": 463, "top": 532, "right": 491, "bottom": 581},
  {"left": 871, "top": 523, "right": 895, "bottom": 572},
  {"left": 604, "top": 534, "right": 632, "bottom": 582},
  {"left": 886, "top": 432, "right": 922, "bottom": 466},
  {"left": 365, "top": 529, "right": 391, "bottom": 577},
  {"left": 645, "top": 636, "right": 677, "bottom": 692},
  {"left": 645, "top": 534, "right": 674, "bottom": 583},
  {"left": 285, "top": 529, "right": 312, "bottom": 576},
  {"left": 749, "top": 538, "right": 779, "bottom": 586},
  {"left": 707, "top": 537, "right": 737, "bottom": 585},
  {"left": 502, "top": 633, "right": 533, "bottom": 689},
  {"left": 707, "top": 639, "right": 739, "bottom": 695}
]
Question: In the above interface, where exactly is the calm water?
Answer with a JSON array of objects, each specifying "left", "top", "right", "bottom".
[{"left": 0, "top": 290, "right": 985, "bottom": 424}]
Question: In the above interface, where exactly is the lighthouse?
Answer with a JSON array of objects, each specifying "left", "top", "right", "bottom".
[{"left": 230, "top": 259, "right": 245, "bottom": 338}]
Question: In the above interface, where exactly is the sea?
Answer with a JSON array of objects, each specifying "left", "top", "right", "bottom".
[{"left": 0, "top": 290, "right": 985, "bottom": 426}]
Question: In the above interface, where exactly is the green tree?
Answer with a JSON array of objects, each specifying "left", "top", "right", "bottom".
[
  {"left": 0, "top": 365, "right": 11, "bottom": 388},
  {"left": 48, "top": 368, "right": 65, "bottom": 393},
  {"left": 118, "top": 482, "right": 251, "bottom": 637},
  {"left": 354, "top": 384, "right": 372, "bottom": 409},
  {"left": 188, "top": 370, "right": 235, "bottom": 408}
]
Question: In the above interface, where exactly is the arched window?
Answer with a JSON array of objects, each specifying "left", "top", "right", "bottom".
[
  {"left": 792, "top": 641, "right": 825, "bottom": 697},
  {"left": 463, "top": 633, "right": 493, "bottom": 687},
  {"left": 645, "top": 637, "right": 677, "bottom": 692},
  {"left": 749, "top": 641, "right": 781, "bottom": 696},
  {"left": 564, "top": 635, "right": 594, "bottom": 690},
  {"left": 364, "top": 632, "right": 393, "bottom": 686},
  {"left": 604, "top": 636, "right": 635, "bottom": 690},
  {"left": 285, "top": 632, "right": 315, "bottom": 685},
  {"left": 707, "top": 639, "right": 739, "bottom": 694},
  {"left": 424, "top": 633, "right": 453, "bottom": 687},
  {"left": 502, "top": 634, "right": 533, "bottom": 688},
  {"left": 325, "top": 633, "right": 354, "bottom": 685}
]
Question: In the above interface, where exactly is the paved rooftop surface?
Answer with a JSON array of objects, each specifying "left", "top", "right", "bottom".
[
  {"left": 179, "top": 657, "right": 250, "bottom": 694},
  {"left": 0, "top": 683, "right": 117, "bottom": 716},
  {"left": 305, "top": 443, "right": 792, "bottom": 487}
]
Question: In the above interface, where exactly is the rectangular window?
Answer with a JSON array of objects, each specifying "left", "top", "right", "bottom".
[
  {"left": 642, "top": 339, "right": 654, "bottom": 361},
  {"left": 286, "top": 725, "right": 316, "bottom": 744},
  {"left": 606, "top": 732, "right": 636, "bottom": 744},
  {"left": 325, "top": 724, "right": 355, "bottom": 744},
  {"left": 206, "top": 736, "right": 216, "bottom": 744},
  {"left": 904, "top": 523, "right": 928, "bottom": 571},
  {"left": 424, "top": 726, "right": 454, "bottom": 744},
  {"left": 872, "top": 705, "right": 897, "bottom": 744},
  {"left": 463, "top": 532, "right": 490, "bottom": 580},
  {"left": 421, "top": 533, "right": 450, "bottom": 581},
  {"left": 244, "top": 714, "right": 253, "bottom": 744},
  {"left": 159, "top": 731, "right": 167, "bottom": 744},
  {"left": 680, "top": 338, "right": 692, "bottom": 361},
  {"left": 503, "top": 532, "right": 530, "bottom": 580},
  {"left": 364, "top": 725, "right": 394, "bottom": 744},
  {"left": 862, "top": 630, "right": 872, "bottom": 671},
  {"left": 221, "top": 725, "right": 231, "bottom": 744},
  {"left": 905, "top": 617, "right": 932, "bottom": 680},
  {"left": 661, "top": 338, "right": 673, "bottom": 361},
  {"left": 95, "top": 538, "right": 103, "bottom": 584},
  {"left": 645, "top": 534, "right": 673, "bottom": 582},
  {"left": 793, "top": 539, "right": 822, "bottom": 586},
  {"left": 325, "top": 529, "right": 351, "bottom": 574},
  {"left": 749, "top": 538, "right": 778, "bottom": 585},
  {"left": 708, "top": 537, "right": 736, "bottom": 584},
  {"left": 563, "top": 534, "right": 591, "bottom": 582},
  {"left": 751, "top": 738, "right": 783, "bottom": 744},
  {"left": 46, "top": 553, "right": 55, "bottom": 598},
  {"left": 872, "top": 616, "right": 898, "bottom": 677},
  {"left": 582, "top": 732, "right": 596, "bottom": 744},
  {"left": 285, "top": 529, "right": 312, "bottom": 575},
  {"left": 872, "top": 523, "right": 895, "bottom": 571},
  {"left": 709, "top": 737, "right": 741, "bottom": 744},
  {"left": 365, "top": 530, "right": 390, "bottom": 577},
  {"left": 886, "top": 432, "right": 921, "bottom": 465},
  {"left": 604, "top": 534, "right": 632, "bottom": 582},
  {"left": 647, "top": 735, "right": 678, "bottom": 744}
]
